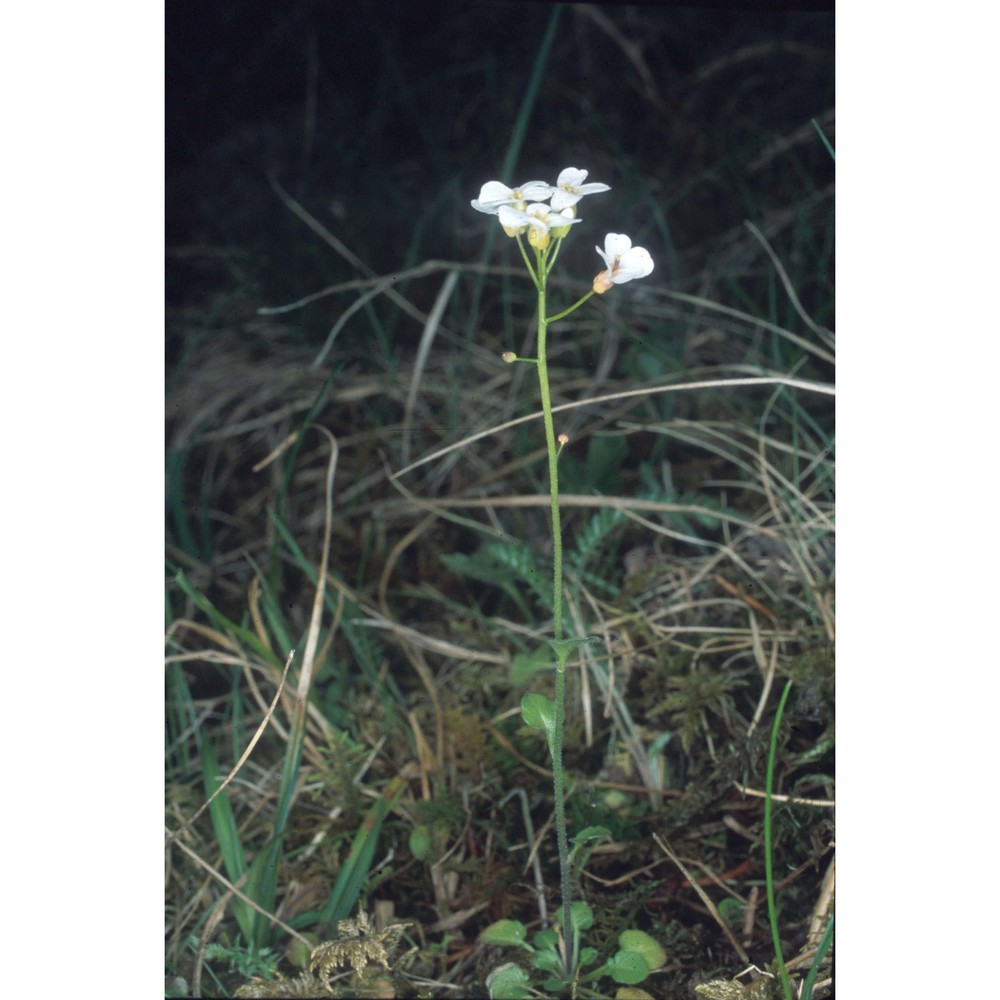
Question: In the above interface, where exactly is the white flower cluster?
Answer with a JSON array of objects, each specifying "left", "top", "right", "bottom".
[{"left": 471, "top": 167, "right": 653, "bottom": 289}]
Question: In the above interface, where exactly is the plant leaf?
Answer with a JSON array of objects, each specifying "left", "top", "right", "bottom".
[
  {"left": 569, "top": 900, "right": 594, "bottom": 933},
  {"left": 618, "top": 929, "right": 666, "bottom": 972},
  {"left": 571, "top": 826, "right": 611, "bottom": 851},
  {"left": 200, "top": 738, "right": 254, "bottom": 943},
  {"left": 530, "top": 949, "right": 563, "bottom": 972},
  {"left": 547, "top": 634, "right": 602, "bottom": 670},
  {"left": 480, "top": 920, "right": 529, "bottom": 948},
  {"left": 606, "top": 949, "right": 649, "bottom": 985},
  {"left": 510, "top": 645, "right": 553, "bottom": 686},
  {"left": 486, "top": 962, "right": 532, "bottom": 1000},
  {"left": 521, "top": 692, "right": 555, "bottom": 738},
  {"left": 533, "top": 929, "right": 559, "bottom": 951}
]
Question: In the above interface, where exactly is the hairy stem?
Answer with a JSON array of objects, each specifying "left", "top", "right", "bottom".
[{"left": 535, "top": 248, "right": 573, "bottom": 975}]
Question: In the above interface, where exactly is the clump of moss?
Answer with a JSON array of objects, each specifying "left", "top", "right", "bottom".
[{"left": 235, "top": 911, "right": 413, "bottom": 999}]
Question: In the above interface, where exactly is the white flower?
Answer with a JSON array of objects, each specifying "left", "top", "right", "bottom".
[
  {"left": 593, "top": 233, "right": 654, "bottom": 293},
  {"left": 471, "top": 180, "right": 554, "bottom": 215},
  {"left": 550, "top": 206, "right": 578, "bottom": 238},
  {"left": 497, "top": 202, "right": 582, "bottom": 246},
  {"left": 550, "top": 167, "right": 611, "bottom": 212}
]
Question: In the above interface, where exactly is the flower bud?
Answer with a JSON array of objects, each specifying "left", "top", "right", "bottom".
[
  {"left": 528, "top": 227, "right": 551, "bottom": 250},
  {"left": 593, "top": 271, "right": 615, "bottom": 294},
  {"left": 502, "top": 351, "right": 517, "bottom": 363},
  {"left": 550, "top": 208, "right": 576, "bottom": 239}
]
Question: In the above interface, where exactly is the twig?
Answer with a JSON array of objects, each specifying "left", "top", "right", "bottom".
[
  {"left": 653, "top": 833, "right": 749, "bottom": 964},
  {"left": 734, "top": 783, "right": 834, "bottom": 808},
  {"left": 500, "top": 788, "right": 549, "bottom": 925}
]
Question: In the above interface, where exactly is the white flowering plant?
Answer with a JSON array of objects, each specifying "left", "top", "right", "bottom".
[{"left": 470, "top": 168, "right": 660, "bottom": 995}]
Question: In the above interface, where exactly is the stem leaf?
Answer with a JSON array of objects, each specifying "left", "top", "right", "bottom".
[
  {"left": 520, "top": 692, "right": 556, "bottom": 742},
  {"left": 547, "top": 634, "right": 602, "bottom": 671}
]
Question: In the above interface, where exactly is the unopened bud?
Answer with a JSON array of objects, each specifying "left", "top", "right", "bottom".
[
  {"left": 528, "top": 227, "right": 551, "bottom": 250},
  {"left": 502, "top": 351, "right": 517, "bottom": 363},
  {"left": 551, "top": 208, "right": 576, "bottom": 240},
  {"left": 593, "top": 271, "right": 614, "bottom": 294}
]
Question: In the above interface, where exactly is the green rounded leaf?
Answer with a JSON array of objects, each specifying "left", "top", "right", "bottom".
[
  {"left": 606, "top": 949, "right": 649, "bottom": 985},
  {"left": 530, "top": 949, "right": 562, "bottom": 972},
  {"left": 541, "top": 976, "right": 571, "bottom": 993},
  {"left": 283, "top": 934, "right": 314, "bottom": 970},
  {"left": 486, "top": 962, "right": 532, "bottom": 1000},
  {"left": 408, "top": 824, "right": 433, "bottom": 861},
  {"left": 618, "top": 929, "right": 666, "bottom": 972},
  {"left": 533, "top": 929, "right": 559, "bottom": 951},
  {"left": 716, "top": 897, "right": 744, "bottom": 926},
  {"left": 570, "top": 900, "right": 594, "bottom": 933},
  {"left": 520, "top": 693, "right": 555, "bottom": 736},
  {"left": 480, "top": 919, "right": 529, "bottom": 948}
]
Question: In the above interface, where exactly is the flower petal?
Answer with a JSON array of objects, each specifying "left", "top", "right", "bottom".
[
  {"left": 603, "top": 233, "right": 633, "bottom": 259},
  {"left": 549, "top": 190, "right": 580, "bottom": 211},
  {"left": 551, "top": 168, "right": 610, "bottom": 210},
  {"left": 557, "top": 167, "right": 589, "bottom": 188},
  {"left": 517, "top": 180, "right": 555, "bottom": 201},
  {"left": 472, "top": 180, "right": 554, "bottom": 214},
  {"left": 498, "top": 204, "right": 546, "bottom": 231},
  {"left": 614, "top": 246, "right": 654, "bottom": 282},
  {"left": 478, "top": 180, "right": 513, "bottom": 202}
]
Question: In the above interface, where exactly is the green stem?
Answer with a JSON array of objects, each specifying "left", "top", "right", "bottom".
[
  {"left": 535, "top": 246, "right": 573, "bottom": 975},
  {"left": 552, "top": 665, "right": 572, "bottom": 974},
  {"left": 766, "top": 679, "right": 794, "bottom": 1000},
  {"left": 516, "top": 234, "right": 540, "bottom": 289},
  {"left": 547, "top": 289, "right": 596, "bottom": 325},
  {"left": 545, "top": 232, "right": 565, "bottom": 275},
  {"left": 535, "top": 294, "right": 563, "bottom": 642}
]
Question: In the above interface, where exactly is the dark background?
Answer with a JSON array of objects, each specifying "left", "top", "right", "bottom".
[{"left": 166, "top": 0, "right": 834, "bottom": 333}]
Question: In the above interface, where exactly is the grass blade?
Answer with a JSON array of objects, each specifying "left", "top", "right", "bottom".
[
  {"left": 173, "top": 570, "right": 280, "bottom": 667},
  {"left": 765, "top": 679, "right": 794, "bottom": 1000},
  {"left": 201, "top": 737, "right": 254, "bottom": 943},
  {"left": 317, "top": 775, "right": 406, "bottom": 928}
]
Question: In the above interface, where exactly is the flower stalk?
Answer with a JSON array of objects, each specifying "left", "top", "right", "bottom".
[
  {"left": 470, "top": 168, "right": 653, "bottom": 979},
  {"left": 531, "top": 245, "right": 574, "bottom": 968}
]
